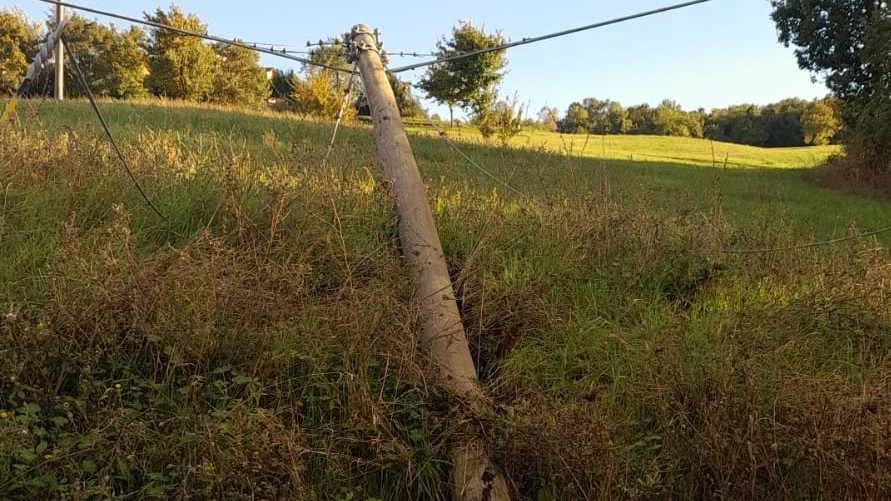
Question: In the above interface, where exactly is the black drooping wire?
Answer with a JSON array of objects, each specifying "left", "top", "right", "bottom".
[
  {"left": 62, "top": 35, "right": 167, "bottom": 222},
  {"left": 37, "top": 0, "right": 354, "bottom": 74},
  {"left": 388, "top": 0, "right": 715, "bottom": 73}
]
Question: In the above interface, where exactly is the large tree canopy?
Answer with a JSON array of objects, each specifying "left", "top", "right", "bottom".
[
  {"left": 280, "top": 36, "right": 357, "bottom": 120},
  {"left": 54, "top": 15, "right": 148, "bottom": 99},
  {"left": 0, "top": 9, "right": 38, "bottom": 95},
  {"left": 554, "top": 96, "right": 838, "bottom": 147},
  {"left": 417, "top": 22, "right": 507, "bottom": 126},
  {"left": 144, "top": 7, "right": 216, "bottom": 101},
  {"left": 772, "top": 0, "right": 891, "bottom": 103},
  {"left": 802, "top": 98, "right": 842, "bottom": 145},
  {"left": 211, "top": 43, "right": 269, "bottom": 109},
  {"left": 772, "top": 1, "right": 891, "bottom": 171},
  {"left": 388, "top": 74, "right": 427, "bottom": 119}
]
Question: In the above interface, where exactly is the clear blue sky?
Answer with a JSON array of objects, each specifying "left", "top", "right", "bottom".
[{"left": 4, "top": 0, "right": 827, "bottom": 117}]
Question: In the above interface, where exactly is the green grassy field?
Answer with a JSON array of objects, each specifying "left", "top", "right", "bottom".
[
  {"left": 1, "top": 100, "right": 889, "bottom": 500},
  {"left": 408, "top": 123, "right": 841, "bottom": 169}
]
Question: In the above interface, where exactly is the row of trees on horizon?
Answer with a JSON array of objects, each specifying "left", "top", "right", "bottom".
[
  {"left": 0, "top": 7, "right": 428, "bottom": 118},
  {"left": 542, "top": 97, "right": 842, "bottom": 147},
  {"left": 1, "top": 8, "right": 268, "bottom": 107}
]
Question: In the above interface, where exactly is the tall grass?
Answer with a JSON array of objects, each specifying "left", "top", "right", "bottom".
[{"left": 0, "top": 100, "right": 889, "bottom": 500}]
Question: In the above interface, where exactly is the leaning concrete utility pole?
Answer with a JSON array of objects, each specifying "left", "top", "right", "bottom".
[
  {"left": 350, "top": 25, "right": 511, "bottom": 501},
  {"left": 54, "top": 3, "right": 65, "bottom": 100}
]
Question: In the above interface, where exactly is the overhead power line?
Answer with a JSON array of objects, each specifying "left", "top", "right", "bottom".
[
  {"left": 242, "top": 42, "right": 317, "bottom": 55},
  {"left": 388, "top": 51, "right": 439, "bottom": 58},
  {"left": 261, "top": 48, "right": 317, "bottom": 56},
  {"left": 245, "top": 46, "right": 437, "bottom": 59},
  {"left": 321, "top": 63, "right": 359, "bottom": 169},
  {"left": 425, "top": 120, "right": 528, "bottom": 200},
  {"left": 244, "top": 42, "right": 344, "bottom": 55},
  {"left": 62, "top": 35, "right": 167, "bottom": 221},
  {"left": 36, "top": 0, "right": 354, "bottom": 74},
  {"left": 241, "top": 41, "right": 305, "bottom": 49},
  {"left": 388, "top": 0, "right": 715, "bottom": 73}
]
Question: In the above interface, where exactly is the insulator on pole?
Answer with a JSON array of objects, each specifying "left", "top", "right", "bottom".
[{"left": 19, "top": 15, "right": 70, "bottom": 91}]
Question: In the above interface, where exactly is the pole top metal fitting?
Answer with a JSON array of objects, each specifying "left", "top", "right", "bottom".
[
  {"left": 351, "top": 24, "right": 374, "bottom": 38},
  {"left": 349, "top": 25, "right": 385, "bottom": 64}
]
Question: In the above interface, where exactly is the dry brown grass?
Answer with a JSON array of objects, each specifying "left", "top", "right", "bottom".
[{"left": 810, "top": 154, "right": 891, "bottom": 200}]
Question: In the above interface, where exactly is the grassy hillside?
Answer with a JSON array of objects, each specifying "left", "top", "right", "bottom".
[
  {"left": 1, "top": 100, "right": 889, "bottom": 500},
  {"left": 408, "top": 124, "right": 841, "bottom": 169}
]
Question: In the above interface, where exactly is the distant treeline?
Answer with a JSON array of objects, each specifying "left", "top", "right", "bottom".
[
  {"left": 0, "top": 8, "right": 426, "bottom": 118},
  {"left": 545, "top": 97, "right": 842, "bottom": 147},
  {"left": 2, "top": 8, "right": 271, "bottom": 108}
]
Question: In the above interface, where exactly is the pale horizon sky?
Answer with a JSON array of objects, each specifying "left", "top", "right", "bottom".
[{"left": 3, "top": 0, "right": 829, "bottom": 118}]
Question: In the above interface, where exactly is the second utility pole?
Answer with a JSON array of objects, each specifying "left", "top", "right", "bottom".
[
  {"left": 54, "top": 3, "right": 65, "bottom": 100},
  {"left": 350, "top": 24, "right": 511, "bottom": 501}
]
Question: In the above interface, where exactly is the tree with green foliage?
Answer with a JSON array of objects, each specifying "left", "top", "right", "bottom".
[
  {"left": 476, "top": 96, "right": 524, "bottom": 146},
  {"left": 417, "top": 22, "right": 507, "bottom": 126},
  {"left": 307, "top": 42, "right": 350, "bottom": 70},
  {"left": 565, "top": 99, "right": 633, "bottom": 135},
  {"left": 270, "top": 68, "right": 294, "bottom": 100},
  {"left": 104, "top": 27, "right": 150, "bottom": 98},
  {"left": 704, "top": 99, "right": 822, "bottom": 147},
  {"left": 288, "top": 70, "right": 355, "bottom": 121},
  {"left": 537, "top": 106, "right": 559, "bottom": 132},
  {"left": 211, "top": 43, "right": 269, "bottom": 108},
  {"left": 292, "top": 39, "right": 355, "bottom": 119},
  {"left": 354, "top": 72, "right": 426, "bottom": 118},
  {"left": 706, "top": 105, "right": 769, "bottom": 145},
  {"left": 761, "top": 98, "right": 808, "bottom": 147},
  {"left": 560, "top": 102, "right": 589, "bottom": 133},
  {"left": 53, "top": 15, "right": 147, "bottom": 99},
  {"left": 654, "top": 99, "right": 702, "bottom": 138},
  {"left": 606, "top": 101, "right": 633, "bottom": 134},
  {"left": 802, "top": 99, "right": 841, "bottom": 145},
  {"left": 269, "top": 37, "right": 366, "bottom": 119},
  {"left": 144, "top": 7, "right": 216, "bottom": 101},
  {"left": 772, "top": 0, "right": 891, "bottom": 171},
  {"left": 580, "top": 98, "right": 610, "bottom": 134},
  {"left": 307, "top": 39, "right": 354, "bottom": 93},
  {"left": 388, "top": 73, "right": 426, "bottom": 118},
  {"left": 772, "top": 0, "right": 888, "bottom": 104},
  {"left": 0, "top": 9, "right": 38, "bottom": 95},
  {"left": 627, "top": 104, "right": 657, "bottom": 135},
  {"left": 558, "top": 95, "right": 832, "bottom": 147}
]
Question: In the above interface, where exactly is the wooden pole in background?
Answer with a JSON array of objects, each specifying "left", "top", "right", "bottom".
[
  {"left": 350, "top": 24, "right": 511, "bottom": 501},
  {"left": 54, "top": 3, "right": 65, "bottom": 100}
]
